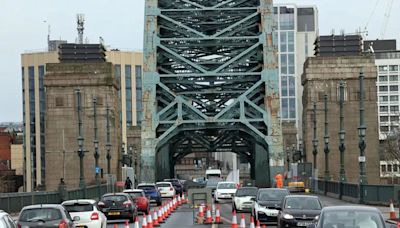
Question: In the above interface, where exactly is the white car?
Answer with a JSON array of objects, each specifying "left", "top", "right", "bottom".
[
  {"left": 62, "top": 199, "right": 107, "bottom": 228},
  {"left": 232, "top": 187, "right": 258, "bottom": 212},
  {"left": 252, "top": 188, "right": 290, "bottom": 224},
  {"left": 156, "top": 182, "right": 176, "bottom": 198},
  {"left": 214, "top": 181, "right": 237, "bottom": 202}
]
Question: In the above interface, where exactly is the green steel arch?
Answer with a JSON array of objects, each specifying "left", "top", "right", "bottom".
[{"left": 142, "top": 0, "right": 282, "bottom": 187}]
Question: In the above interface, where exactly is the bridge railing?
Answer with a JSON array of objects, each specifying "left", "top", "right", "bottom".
[
  {"left": 0, "top": 184, "right": 109, "bottom": 214},
  {"left": 314, "top": 179, "right": 400, "bottom": 205}
]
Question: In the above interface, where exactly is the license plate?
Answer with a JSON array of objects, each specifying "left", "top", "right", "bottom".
[
  {"left": 76, "top": 226, "right": 85, "bottom": 228},
  {"left": 108, "top": 211, "right": 120, "bottom": 215},
  {"left": 161, "top": 193, "right": 166, "bottom": 195},
  {"left": 297, "top": 221, "right": 313, "bottom": 226}
]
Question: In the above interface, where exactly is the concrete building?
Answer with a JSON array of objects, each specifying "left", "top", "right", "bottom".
[
  {"left": 21, "top": 44, "right": 143, "bottom": 191},
  {"left": 302, "top": 55, "right": 380, "bottom": 184}
]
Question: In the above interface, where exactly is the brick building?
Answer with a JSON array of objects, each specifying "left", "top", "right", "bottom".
[{"left": 302, "top": 55, "right": 381, "bottom": 184}]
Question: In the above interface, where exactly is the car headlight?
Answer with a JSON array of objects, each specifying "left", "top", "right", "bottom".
[
  {"left": 314, "top": 215, "right": 319, "bottom": 220},
  {"left": 283, "top": 213, "right": 294, "bottom": 220}
]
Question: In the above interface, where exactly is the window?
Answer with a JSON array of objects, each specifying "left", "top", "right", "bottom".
[
  {"left": 380, "top": 106, "right": 388, "bottom": 112},
  {"left": 379, "top": 96, "right": 388, "bottom": 102},
  {"left": 280, "top": 32, "right": 287, "bottom": 52},
  {"left": 379, "top": 66, "right": 388, "bottom": 72},
  {"left": 297, "top": 7, "right": 315, "bottom": 32},
  {"left": 135, "top": 65, "right": 143, "bottom": 126},
  {"left": 390, "top": 96, "right": 399, "bottom": 101},
  {"left": 279, "top": 7, "right": 295, "bottom": 30},
  {"left": 125, "top": 65, "right": 132, "bottom": 127},
  {"left": 289, "top": 98, "right": 296, "bottom": 119},
  {"left": 379, "top": 76, "right": 388, "bottom": 82},
  {"left": 391, "top": 116, "right": 399, "bottom": 122},
  {"left": 394, "top": 164, "right": 398, "bottom": 172},
  {"left": 288, "top": 76, "right": 295, "bottom": 96},
  {"left": 381, "top": 165, "right": 387, "bottom": 172},
  {"left": 282, "top": 98, "right": 289, "bottom": 118},
  {"left": 390, "top": 106, "right": 399, "bottom": 112},
  {"left": 287, "top": 32, "right": 294, "bottom": 52},
  {"left": 379, "top": 86, "right": 388, "bottom": 92},
  {"left": 390, "top": 75, "right": 398, "bottom": 81},
  {"left": 281, "top": 76, "right": 288, "bottom": 96},
  {"left": 390, "top": 85, "right": 398, "bottom": 91},
  {"left": 380, "top": 116, "right": 389, "bottom": 122},
  {"left": 55, "top": 97, "right": 64, "bottom": 107},
  {"left": 288, "top": 54, "right": 295, "bottom": 74},
  {"left": 380, "top": 126, "right": 389, "bottom": 132},
  {"left": 389, "top": 65, "right": 399, "bottom": 72},
  {"left": 280, "top": 54, "right": 287, "bottom": 74},
  {"left": 388, "top": 164, "right": 392, "bottom": 172}
]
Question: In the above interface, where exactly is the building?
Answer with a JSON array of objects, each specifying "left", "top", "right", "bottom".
[
  {"left": 21, "top": 43, "right": 143, "bottom": 191},
  {"left": 302, "top": 55, "right": 380, "bottom": 184}
]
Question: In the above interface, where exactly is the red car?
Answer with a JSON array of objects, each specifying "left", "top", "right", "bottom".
[{"left": 124, "top": 189, "right": 150, "bottom": 214}]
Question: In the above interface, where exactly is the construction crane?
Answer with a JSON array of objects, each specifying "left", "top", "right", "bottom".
[{"left": 380, "top": 0, "right": 394, "bottom": 39}]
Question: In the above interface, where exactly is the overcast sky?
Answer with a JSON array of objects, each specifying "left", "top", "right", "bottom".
[{"left": 0, "top": 0, "right": 399, "bottom": 122}]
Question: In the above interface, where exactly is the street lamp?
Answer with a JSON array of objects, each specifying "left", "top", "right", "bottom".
[
  {"left": 359, "top": 69, "right": 367, "bottom": 204},
  {"left": 75, "top": 89, "right": 86, "bottom": 195},
  {"left": 338, "top": 81, "right": 347, "bottom": 199},
  {"left": 105, "top": 105, "right": 111, "bottom": 175},
  {"left": 286, "top": 147, "right": 290, "bottom": 172},
  {"left": 324, "top": 94, "right": 330, "bottom": 181},
  {"left": 93, "top": 98, "right": 100, "bottom": 186}
]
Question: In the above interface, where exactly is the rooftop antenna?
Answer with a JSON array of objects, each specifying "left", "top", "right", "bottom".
[
  {"left": 76, "top": 14, "right": 85, "bottom": 44},
  {"left": 43, "top": 20, "right": 51, "bottom": 50}
]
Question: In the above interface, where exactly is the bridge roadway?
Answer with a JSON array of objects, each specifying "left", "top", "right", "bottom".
[{"left": 106, "top": 195, "right": 395, "bottom": 227}]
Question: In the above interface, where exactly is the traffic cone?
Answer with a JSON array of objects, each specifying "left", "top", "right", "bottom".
[
  {"left": 239, "top": 213, "right": 246, "bottom": 228},
  {"left": 204, "top": 205, "right": 213, "bottom": 224},
  {"left": 142, "top": 214, "right": 148, "bottom": 228},
  {"left": 215, "top": 205, "right": 223, "bottom": 224},
  {"left": 114, "top": 224, "right": 118, "bottom": 228},
  {"left": 182, "top": 194, "right": 186, "bottom": 203},
  {"left": 198, "top": 204, "right": 204, "bottom": 217},
  {"left": 261, "top": 225, "right": 266, "bottom": 228},
  {"left": 390, "top": 199, "right": 397, "bottom": 220},
  {"left": 134, "top": 216, "right": 140, "bottom": 228},
  {"left": 158, "top": 207, "right": 164, "bottom": 223},
  {"left": 249, "top": 216, "right": 255, "bottom": 228},
  {"left": 397, "top": 221, "right": 400, "bottom": 228},
  {"left": 163, "top": 204, "right": 167, "bottom": 219},
  {"left": 125, "top": 220, "right": 130, "bottom": 228},
  {"left": 255, "top": 220, "right": 261, "bottom": 228},
  {"left": 231, "top": 210, "right": 238, "bottom": 228},
  {"left": 153, "top": 209, "right": 159, "bottom": 227},
  {"left": 147, "top": 213, "right": 153, "bottom": 228}
]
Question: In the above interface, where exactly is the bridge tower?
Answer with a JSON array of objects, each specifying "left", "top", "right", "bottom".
[{"left": 142, "top": 0, "right": 282, "bottom": 187}]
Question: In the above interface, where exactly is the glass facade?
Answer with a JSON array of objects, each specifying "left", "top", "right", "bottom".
[
  {"left": 38, "top": 65, "right": 45, "bottom": 183},
  {"left": 28, "top": 66, "right": 36, "bottom": 186},
  {"left": 115, "top": 64, "right": 122, "bottom": 124},
  {"left": 125, "top": 65, "right": 132, "bottom": 127},
  {"left": 135, "top": 65, "right": 143, "bottom": 126}
]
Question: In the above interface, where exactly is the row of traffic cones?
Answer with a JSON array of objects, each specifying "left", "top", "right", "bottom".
[
  {"left": 231, "top": 211, "right": 266, "bottom": 228},
  {"left": 114, "top": 194, "right": 188, "bottom": 228},
  {"left": 195, "top": 204, "right": 223, "bottom": 224}
]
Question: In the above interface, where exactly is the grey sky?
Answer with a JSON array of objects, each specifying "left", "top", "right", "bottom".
[{"left": 0, "top": 0, "right": 399, "bottom": 122}]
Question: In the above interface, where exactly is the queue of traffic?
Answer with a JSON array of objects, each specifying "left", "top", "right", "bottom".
[{"left": 0, "top": 179, "right": 186, "bottom": 228}]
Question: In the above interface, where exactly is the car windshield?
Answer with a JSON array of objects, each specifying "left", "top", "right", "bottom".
[
  {"left": 236, "top": 188, "right": 258, "bottom": 197},
  {"left": 206, "top": 180, "right": 219, "bottom": 187},
  {"left": 138, "top": 185, "right": 156, "bottom": 191},
  {"left": 218, "top": 183, "right": 236, "bottom": 189},
  {"left": 157, "top": 183, "right": 171, "bottom": 187},
  {"left": 257, "top": 190, "right": 288, "bottom": 201},
  {"left": 165, "top": 179, "right": 179, "bottom": 184},
  {"left": 64, "top": 203, "right": 93, "bottom": 212},
  {"left": 19, "top": 208, "right": 62, "bottom": 222},
  {"left": 321, "top": 210, "right": 384, "bottom": 228},
  {"left": 285, "top": 197, "right": 321, "bottom": 210},
  {"left": 103, "top": 195, "right": 128, "bottom": 202},
  {"left": 127, "top": 192, "right": 143, "bottom": 198}
]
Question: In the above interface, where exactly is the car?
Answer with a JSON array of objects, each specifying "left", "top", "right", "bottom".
[
  {"left": 288, "top": 181, "right": 305, "bottom": 192},
  {"left": 164, "top": 179, "right": 184, "bottom": 196},
  {"left": 62, "top": 199, "right": 107, "bottom": 228},
  {"left": 17, "top": 204, "right": 76, "bottom": 228},
  {"left": 123, "top": 189, "right": 150, "bottom": 214},
  {"left": 137, "top": 183, "right": 162, "bottom": 206},
  {"left": 252, "top": 188, "right": 290, "bottom": 224},
  {"left": 214, "top": 181, "right": 237, "bottom": 202},
  {"left": 307, "top": 205, "right": 394, "bottom": 228},
  {"left": 156, "top": 181, "right": 176, "bottom": 198},
  {"left": 206, "top": 178, "right": 221, "bottom": 197},
  {"left": 97, "top": 193, "right": 138, "bottom": 222},
  {"left": 232, "top": 187, "right": 258, "bottom": 212},
  {"left": 277, "top": 195, "right": 322, "bottom": 228},
  {"left": 0, "top": 210, "right": 17, "bottom": 228}
]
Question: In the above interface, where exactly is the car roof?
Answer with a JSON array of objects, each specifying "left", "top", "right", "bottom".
[
  {"left": 284, "top": 195, "right": 319, "bottom": 199},
  {"left": 258, "top": 188, "right": 288, "bottom": 191},
  {"left": 22, "top": 204, "right": 64, "bottom": 210},
  {"left": 238, "top": 187, "right": 258, "bottom": 190},
  {"left": 138, "top": 183, "right": 156, "bottom": 186},
  {"left": 217, "top": 181, "right": 236, "bottom": 184},
  {"left": 156, "top": 181, "right": 172, "bottom": 184},
  {"left": 322, "top": 205, "right": 381, "bottom": 212},
  {"left": 124, "top": 189, "right": 144, "bottom": 193},
  {"left": 102, "top": 192, "right": 130, "bottom": 197},
  {"left": 61, "top": 199, "right": 97, "bottom": 205}
]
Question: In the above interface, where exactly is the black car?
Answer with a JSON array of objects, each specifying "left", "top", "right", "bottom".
[
  {"left": 98, "top": 193, "right": 138, "bottom": 222},
  {"left": 308, "top": 205, "right": 394, "bottom": 228},
  {"left": 17, "top": 204, "right": 76, "bottom": 228},
  {"left": 277, "top": 195, "right": 322, "bottom": 228},
  {"left": 164, "top": 179, "right": 184, "bottom": 196},
  {"left": 252, "top": 188, "right": 290, "bottom": 224}
]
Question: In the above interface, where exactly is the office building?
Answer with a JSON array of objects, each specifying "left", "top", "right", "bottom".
[{"left": 21, "top": 43, "right": 143, "bottom": 191}]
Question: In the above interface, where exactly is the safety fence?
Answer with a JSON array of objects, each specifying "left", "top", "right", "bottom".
[
  {"left": 0, "top": 184, "right": 109, "bottom": 213},
  {"left": 313, "top": 179, "right": 400, "bottom": 206}
]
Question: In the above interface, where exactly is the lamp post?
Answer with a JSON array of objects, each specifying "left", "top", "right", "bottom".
[
  {"left": 312, "top": 102, "right": 318, "bottom": 192},
  {"left": 324, "top": 94, "right": 330, "bottom": 195},
  {"left": 358, "top": 70, "right": 367, "bottom": 204},
  {"left": 338, "top": 81, "right": 347, "bottom": 199},
  {"left": 286, "top": 147, "right": 290, "bottom": 172},
  {"left": 75, "top": 89, "right": 86, "bottom": 195},
  {"left": 298, "top": 140, "right": 303, "bottom": 163},
  {"left": 105, "top": 105, "right": 111, "bottom": 174},
  {"left": 93, "top": 98, "right": 100, "bottom": 185},
  {"left": 121, "top": 142, "right": 126, "bottom": 167}
]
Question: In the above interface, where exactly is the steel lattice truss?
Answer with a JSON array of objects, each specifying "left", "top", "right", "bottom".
[{"left": 142, "top": 0, "right": 282, "bottom": 183}]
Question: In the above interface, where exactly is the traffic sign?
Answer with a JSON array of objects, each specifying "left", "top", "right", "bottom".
[{"left": 95, "top": 167, "right": 101, "bottom": 174}]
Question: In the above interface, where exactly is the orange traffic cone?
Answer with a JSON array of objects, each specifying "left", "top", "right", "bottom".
[
  {"left": 114, "top": 224, "right": 118, "bottom": 228},
  {"left": 231, "top": 210, "right": 238, "bottom": 228},
  {"left": 261, "top": 225, "right": 266, "bottom": 228},
  {"left": 158, "top": 207, "right": 164, "bottom": 223},
  {"left": 142, "top": 214, "right": 148, "bottom": 228},
  {"left": 134, "top": 216, "right": 140, "bottom": 228},
  {"left": 125, "top": 220, "right": 130, "bottom": 228},
  {"left": 239, "top": 213, "right": 246, "bottom": 228},
  {"left": 397, "top": 221, "right": 400, "bottom": 228},
  {"left": 178, "top": 195, "right": 182, "bottom": 205},
  {"left": 153, "top": 209, "right": 159, "bottom": 227},
  {"left": 390, "top": 200, "right": 397, "bottom": 220},
  {"left": 198, "top": 204, "right": 204, "bottom": 217},
  {"left": 215, "top": 205, "right": 222, "bottom": 224},
  {"left": 255, "top": 220, "right": 261, "bottom": 228},
  {"left": 147, "top": 213, "right": 153, "bottom": 228},
  {"left": 249, "top": 216, "right": 255, "bottom": 228},
  {"left": 204, "top": 205, "right": 213, "bottom": 224},
  {"left": 182, "top": 194, "right": 186, "bottom": 203}
]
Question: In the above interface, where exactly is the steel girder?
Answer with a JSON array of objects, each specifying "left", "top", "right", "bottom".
[{"left": 142, "top": 0, "right": 282, "bottom": 186}]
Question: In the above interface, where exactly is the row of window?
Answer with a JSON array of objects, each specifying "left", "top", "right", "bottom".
[
  {"left": 380, "top": 126, "right": 398, "bottom": 132},
  {"left": 379, "top": 85, "right": 398, "bottom": 92},
  {"left": 378, "top": 75, "right": 399, "bottom": 82},
  {"left": 379, "top": 65, "right": 399, "bottom": 72},
  {"left": 380, "top": 116, "right": 399, "bottom": 122},
  {"left": 379, "top": 95, "right": 399, "bottom": 102},
  {"left": 381, "top": 164, "right": 400, "bottom": 173},
  {"left": 379, "top": 106, "right": 399, "bottom": 112}
]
